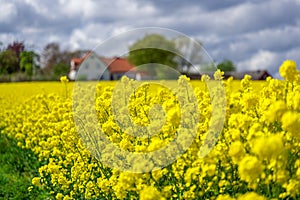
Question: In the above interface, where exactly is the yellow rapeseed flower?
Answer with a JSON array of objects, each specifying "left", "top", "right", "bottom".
[
  {"left": 279, "top": 60, "right": 299, "bottom": 81},
  {"left": 238, "top": 155, "right": 263, "bottom": 183},
  {"left": 214, "top": 69, "right": 224, "bottom": 80},
  {"left": 60, "top": 75, "right": 69, "bottom": 83},
  {"left": 216, "top": 194, "right": 236, "bottom": 200},
  {"left": 281, "top": 111, "right": 300, "bottom": 139},
  {"left": 237, "top": 192, "right": 267, "bottom": 200},
  {"left": 252, "top": 134, "right": 284, "bottom": 160},
  {"left": 140, "top": 186, "right": 165, "bottom": 200}
]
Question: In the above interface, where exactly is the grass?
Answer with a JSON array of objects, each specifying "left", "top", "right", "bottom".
[{"left": 0, "top": 130, "right": 50, "bottom": 200}]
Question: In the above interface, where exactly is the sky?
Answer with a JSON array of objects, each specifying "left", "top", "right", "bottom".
[{"left": 0, "top": 0, "right": 299, "bottom": 78}]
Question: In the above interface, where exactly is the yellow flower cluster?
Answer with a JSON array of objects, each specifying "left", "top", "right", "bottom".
[
  {"left": 279, "top": 60, "right": 299, "bottom": 82},
  {"left": 0, "top": 60, "right": 300, "bottom": 199}
]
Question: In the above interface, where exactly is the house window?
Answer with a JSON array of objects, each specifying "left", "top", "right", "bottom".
[{"left": 96, "top": 63, "right": 101, "bottom": 69}]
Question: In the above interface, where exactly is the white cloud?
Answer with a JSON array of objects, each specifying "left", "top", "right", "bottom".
[
  {"left": 68, "top": 23, "right": 111, "bottom": 50},
  {"left": 0, "top": 33, "right": 17, "bottom": 45},
  {"left": 224, "top": 26, "right": 297, "bottom": 60},
  {"left": 58, "top": 0, "right": 83, "bottom": 18},
  {"left": 242, "top": 26, "right": 300, "bottom": 52},
  {"left": 286, "top": 46, "right": 300, "bottom": 59},
  {"left": 24, "top": 0, "right": 56, "bottom": 18},
  {"left": 111, "top": 26, "right": 132, "bottom": 37},
  {"left": 0, "top": 2, "right": 17, "bottom": 22},
  {"left": 57, "top": 0, "right": 156, "bottom": 21},
  {"left": 168, "top": 0, "right": 300, "bottom": 37},
  {"left": 237, "top": 50, "right": 279, "bottom": 71},
  {"left": 69, "top": 29, "right": 91, "bottom": 50}
]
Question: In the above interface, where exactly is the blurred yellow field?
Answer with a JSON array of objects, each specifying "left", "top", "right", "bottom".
[{"left": 0, "top": 79, "right": 266, "bottom": 109}]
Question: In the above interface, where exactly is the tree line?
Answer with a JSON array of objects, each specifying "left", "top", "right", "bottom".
[
  {"left": 0, "top": 35, "right": 236, "bottom": 81},
  {"left": 127, "top": 34, "right": 236, "bottom": 78},
  {"left": 0, "top": 41, "right": 85, "bottom": 81}
]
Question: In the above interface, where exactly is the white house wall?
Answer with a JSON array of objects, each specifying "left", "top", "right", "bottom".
[{"left": 76, "top": 53, "right": 110, "bottom": 80}]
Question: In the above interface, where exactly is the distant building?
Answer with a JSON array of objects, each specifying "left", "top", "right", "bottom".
[
  {"left": 225, "top": 70, "right": 272, "bottom": 80},
  {"left": 69, "top": 52, "right": 137, "bottom": 80},
  {"left": 183, "top": 70, "right": 272, "bottom": 80}
]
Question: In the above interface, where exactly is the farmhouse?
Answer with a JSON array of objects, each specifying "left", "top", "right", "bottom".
[
  {"left": 68, "top": 52, "right": 136, "bottom": 80},
  {"left": 69, "top": 52, "right": 272, "bottom": 81}
]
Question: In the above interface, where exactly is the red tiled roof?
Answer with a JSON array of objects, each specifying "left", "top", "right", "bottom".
[
  {"left": 71, "top": 58, "right": 83, "bottom": 64},
  {"left": 101, "top": 57, "right": 136, "bottom": 73},
  {"left": 71, "top": 52, "right": 135, "bottom": 73},
  {"left": 71, "top": 52, "right": 91, "bottom": 69}
]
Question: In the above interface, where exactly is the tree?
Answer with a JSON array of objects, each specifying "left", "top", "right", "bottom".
[
  {"left": 0, "top": 49, "right": 18, "bottom": 74},
  {"left": 173, "top": 36, "right": 204, "bottom": 73},
  {"left": 217, "top": 59, "right": 236, "bottom": 72},
  {"left": 41, "top": 43, "right": 83, "bottom": 77},
  {"left": 7, "top": 41, "right": 25, "bottom": 59},
  {"left": 42, "top": 43, "right": 61, "bottom": 74},
  {"left": 53, "top": 62, "right": 70, "bottom": 77},
  {"left": 128, "top": 34, "right": 179, "bottom": 77},
  {"left": 0, "top": 41, "right": 3, "bottom": 51},
  {"left": 20, "top": 51, "right": 39, "bottom": 77},
  {"left": 0, "top": 41, "right": 26, "bottom": 74},
  {"left": 59, "top": 50, "right": 83, "bottom": 67}
]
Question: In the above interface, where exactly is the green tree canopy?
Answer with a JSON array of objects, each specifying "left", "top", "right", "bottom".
[
  {"left": 53, "top": 62, "right": 70, "bottom": 77},
  {"left": 20, "top": 51, "right": 39, "bottom": 77},
  {"left": 217, "top": 59, "right": 236, "bottom": 72},
  {"left": 128, "top": 34, "right": 179, "bottom": 77},
  {"left": 0, "top": 49, "right": 18, "bottom": 74}
]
